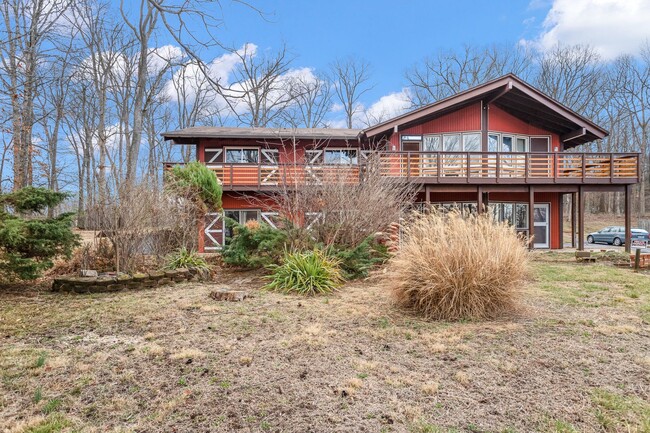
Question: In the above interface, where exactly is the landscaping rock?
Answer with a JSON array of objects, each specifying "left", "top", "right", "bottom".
[
  {"left": 148, "top": 270, "right": 165, "bottom": 280},
  {"left": 52, "top": 266, "right": 195, "bottom": 294},
  {"left": 132, "top": 273, "right": 148, "bottom": 281}
]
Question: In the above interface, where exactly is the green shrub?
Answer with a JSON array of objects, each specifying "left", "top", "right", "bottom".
[
  {"left": 328, "top": 236, "right": 390, "bottom": 280},
  {"left": 222, "top": 220, "right": 288, "bottom": 268},
  {"left": 166, "top": 161, "right": 222, "bottom": 210},
  {"left": 0, "top": 187, "right": 80, "bottom": 280},
  {"left": 265, "top": 249, "right": 343, "bottom": 295},
  {"left": 164, "top": 247, "right": 210, "bottom": 270}
]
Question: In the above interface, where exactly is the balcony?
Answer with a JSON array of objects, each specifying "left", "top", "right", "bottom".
[{"left": 164, "top": 151, "right": 639, "bottom": 190}]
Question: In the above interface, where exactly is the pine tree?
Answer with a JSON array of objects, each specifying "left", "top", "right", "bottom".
[{"left": 0, "top": 187, "right": 80, "bottom": 280}]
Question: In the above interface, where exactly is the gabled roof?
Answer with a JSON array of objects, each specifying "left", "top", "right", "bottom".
[
  {"left": 362, "top": 74, "right": 608, "bottom": 148},
  {"left": 162, "top": 126, "right": 362, "bottom": 145}
]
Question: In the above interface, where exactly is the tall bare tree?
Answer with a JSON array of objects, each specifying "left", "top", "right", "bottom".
[
  {"left": 282, "top": 71, "right": 333, "bottom": 128},
  {"left": 331, "top": 57, "right": 372, "bottom": 128},
  {"left": 406, "top": 43, "right": 534, "bottom": 107},
  {"left": 225, "top": 44, "right": 294, "bottom": 127},
  {"left": 0, "top": 0, "right": 72, "bottom": 189}
]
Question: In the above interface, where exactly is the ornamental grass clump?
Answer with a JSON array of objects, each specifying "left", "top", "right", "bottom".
[
  {"left": 265, "top": 249, "right": 343, "bottom": 296},
  {"left": 389, "top": 211, "right": 529, "bottom": 320},
  {"left": 164, "top": 247, "right": 210, "bottom": 271}
]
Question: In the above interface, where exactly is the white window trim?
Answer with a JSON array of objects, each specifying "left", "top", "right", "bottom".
[
  {"left": 323, "top": 147, "right": 359, "bottom": 165},
  {"left": 224, "top": 146, "right": 260, "bottom": 164}
]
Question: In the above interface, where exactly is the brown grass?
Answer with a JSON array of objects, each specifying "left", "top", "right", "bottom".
[
  {"left": 388, "top": 211, "right": 530, "bottom": 320},
  {"left": 1, "top": 261, "right": 648, "bottom": 432}
]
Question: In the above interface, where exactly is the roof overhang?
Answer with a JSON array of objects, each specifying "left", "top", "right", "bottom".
[
  {"left": 362, "top": 74, "right": 608, "bottom": 148},
  {"left": 162, "top": 127, "right": 362, "bottom": 145}
]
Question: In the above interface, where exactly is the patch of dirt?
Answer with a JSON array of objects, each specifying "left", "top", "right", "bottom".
[{"left": 0, "top": 267, "right": 648, "bottom": 432}]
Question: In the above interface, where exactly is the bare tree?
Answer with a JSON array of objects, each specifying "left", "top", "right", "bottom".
[
  {"left": 120, "top": 0, "right": 159, "bottom": 190},
  {"left": 406, "top": 43, "right": 534, "bottom": 107},
  {"left": 331, "top": 57, "right": 372, "bottom": 128},
  {"left": 282, "top": 71, "right": 333, "bottom": 128},
  {"left": 608, "top": 48, "right": 650, "bottom": 214},
  {"left": 0, "top": 0, "right": 72, "bottom": 189},
  {"left": 535, "top": 44, "right": 606, "bottom": 119},
  {"left": 225, "top": 44, "right": 295, "bottom": 127}
]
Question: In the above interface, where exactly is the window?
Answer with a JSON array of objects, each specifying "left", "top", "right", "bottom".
[
  {"left": 423, "top": 135, "right": 440, "bottom": 152},
  {"left": 488, "top": 134, "right": 500, "bottom": 152},
  {"left": 430, "top": 202, "right": 478, "bottom": 217},
  {"left": 491, "top": 202, "right": 528, "bottom": 230},
  {"left": 463, "top": 133, "right": 481, "bottom": 152},
  {"left": 515, "top": 137, "right": 528, "bottom": 152},
  {"left": 443, "top": 134, "right": 461, "bottom": 152},
  {"left": 402, "top": 141, "right": 421, "bottom": 152},
  {"left": 502, "top": 136, "right": 513, "bottom": 152},
  {"left": 225, "top": 148, "right": 259, "bottom": 164},
  {"left": 324, "top": 149, "right": 358, "bottom": 165},
  {"left": 224, "top": 210, "right": 260, "bottom": 240}
]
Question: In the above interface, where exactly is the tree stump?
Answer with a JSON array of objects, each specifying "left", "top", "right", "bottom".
[{"left": 209, "top": 289, "right": 249, "bottom": 302}]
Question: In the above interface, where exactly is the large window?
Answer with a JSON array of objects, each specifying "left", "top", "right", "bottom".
[
  {"left": 225, "top": 148, "right": 259, "bottom": 164},
  {"left": 491, "top": 202, "right": 528, "bottom": 230},
  {"left": 324, "top": 149, "right": 358, "bottom": 165},
  {"left": 224, "top": 210, "right": 260, "bottom": 240},
  {"left": 463, "top": 133, "right": 481, "bottom": 152},
  {"left": 423, "top": 135, "right": 440, "bottom": 152},
  {"left": 487, "top": 133, "right": 535, "bottom": 152},
  {"left": 442, "top": 134, "right": 461, "bottom": 152}
]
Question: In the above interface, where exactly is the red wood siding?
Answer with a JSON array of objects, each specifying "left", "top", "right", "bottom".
[
  {"left": 400, "top": 103, "right": 482, "bottom": 135},
  {"left": 198, "top": 138, "right": 356, "bottom": 164},
  {"left": 489, "top": 105, "right": 560, "bottom": 151}
]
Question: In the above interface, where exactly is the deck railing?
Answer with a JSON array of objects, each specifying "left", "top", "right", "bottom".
[{"left": 163, "top": 151, "right": 639, "bottom": 188}]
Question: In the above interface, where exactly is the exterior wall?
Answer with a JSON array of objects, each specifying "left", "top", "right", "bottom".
[
  {"left": 489, "top": 105, "right": 561, "bottom": 151},
  {"left": 388, "top": 102, "right": 560, "bottom": 152},
  {"left": 197, "top": 137, "right": 358, "bottom": 165},
  {"left": 400, "top": 103, "right": 482, "bottom": 135},
  {"left": 427, "top": 190, "right": 561, "bottom": 249}
]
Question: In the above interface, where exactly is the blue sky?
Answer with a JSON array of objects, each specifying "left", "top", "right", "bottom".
[
  {"left": 194, "top": 0, "right": 548, "bottom": 103},
  {"left": 142, "top": 0, "right": 650, "bottom": 125}
]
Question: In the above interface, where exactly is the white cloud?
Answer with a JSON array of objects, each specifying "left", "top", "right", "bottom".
[
  {"left": 148, "top": 45, "right": 183, "bottom": 75},
  {"left": 361, "top": 88, "right": 412, "bottom": 126},
  {"left": 528, "top": 0, "right": 650, "bottom": 60}
]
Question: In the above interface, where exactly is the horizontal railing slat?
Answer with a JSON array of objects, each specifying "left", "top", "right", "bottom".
[{"left": 163, "top": 151, "right": 639, "bottom": 186}]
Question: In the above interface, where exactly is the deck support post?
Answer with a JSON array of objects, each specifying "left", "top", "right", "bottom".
[
  {"left": 558, "top": 193, "right": 564, "bottom": 249},
  {"left": 578, "top": 186, "right": 585, "bottom": 251},
  {"left": 425, "top": 186, "right": 431, "bottom": 204},
  {"left": 477, "top": 186, "right": 483, "bottom": 214},
  {"left": 625, "top": 184, "right": 632, "bottom": 253},
  {"left": 528, "top": 186, "right": 535, "bottom": 250},
  {"left": 571, "top": 193, "right": 576, "bottom": 248}
]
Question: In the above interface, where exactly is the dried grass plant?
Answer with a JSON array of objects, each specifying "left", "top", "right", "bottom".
[{"left": 388, "top": 210, "right": 529, "bottom": 320}]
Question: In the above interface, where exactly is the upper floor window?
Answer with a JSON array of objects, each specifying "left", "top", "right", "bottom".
[
  {"left": 324, "top": 148, "right": 358, "bottom": 165},
  {"left": 488, "top": 133, "right": 535, "bottom": 152},
  {"left": 225, "top": 148, "right": 259, "bottom": 164},
  {"left": 423, "top": 133, "right": 480, "bottom": 152}
]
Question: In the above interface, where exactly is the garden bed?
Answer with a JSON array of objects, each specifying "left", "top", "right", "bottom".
[{"left": 51, "top": 268, "right": 208, "bottom": 293}]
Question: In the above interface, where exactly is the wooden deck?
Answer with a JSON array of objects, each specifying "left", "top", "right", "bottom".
[{"left": 164, "top": 151, "right": 639, "bottom": 189}]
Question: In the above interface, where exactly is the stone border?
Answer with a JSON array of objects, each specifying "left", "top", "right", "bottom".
[{"left": 51, "top": 268, "right": 209, "bottom": 293}]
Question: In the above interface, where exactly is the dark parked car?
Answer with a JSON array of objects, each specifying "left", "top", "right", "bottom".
[{"left": 586, "top": 226, "right": 650, "bottom": 246}]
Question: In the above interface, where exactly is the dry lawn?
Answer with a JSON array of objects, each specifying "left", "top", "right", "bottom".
[{"left": 1, "top": 260, "right": 649, "bottom": 433}]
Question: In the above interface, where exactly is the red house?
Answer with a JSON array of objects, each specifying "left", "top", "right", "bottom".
[{"left": 162, "top": 74, "right": 640, "bottom": 252}]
